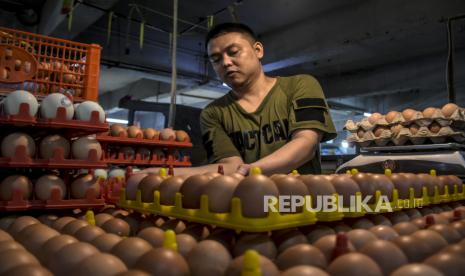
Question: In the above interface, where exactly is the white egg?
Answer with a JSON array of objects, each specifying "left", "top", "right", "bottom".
[
  {"left": 1, "top": 132, "right": 36, "bottom": 158},
  {"left": 3, "top": 90, "right": 39, "bottom": 116},
  {"left": 94, "top": 169, "right": 108, "bottom": 180},
  {"left": 40, "top": 93, "right": 74, "bottom": 120},
  {"left": 75, "top": 101, "right": 105, "bottom": 123},
  {"left": 71, "top": 136, "right": 103, "bottom": 160},
  {"left": 108, "top": 168, "right": 125, "bottom": 179}
]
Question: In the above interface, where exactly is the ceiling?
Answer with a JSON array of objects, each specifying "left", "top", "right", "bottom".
[{"left": 1, "top": 0, "right": 465, "bottom": 134}]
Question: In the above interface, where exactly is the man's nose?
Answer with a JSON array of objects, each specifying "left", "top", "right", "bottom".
[{"left": 222, "top": 54, "right": 233, "bottom": 67}]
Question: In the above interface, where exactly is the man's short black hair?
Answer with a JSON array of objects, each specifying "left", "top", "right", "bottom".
[{"left": 205, "top": 22, "right": 257, "bottom": 47}]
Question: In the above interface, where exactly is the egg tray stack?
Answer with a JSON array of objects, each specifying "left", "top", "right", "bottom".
[
  {"left": 0, "top": 103, "right": 108, "bottom": 211},
  {"left": 345, "top": 108, "right": 465, "bottom": 147},
  {"left": 117, "top": 170, "right": 465, "bottom": 232}
]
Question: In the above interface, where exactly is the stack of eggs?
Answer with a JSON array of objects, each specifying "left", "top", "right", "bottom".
[
  {"left": 109, "top": 124, "right": 190, "bottom": 142},
  {"left": 345, "top": 103, "right": 465, "bottom": 146}
]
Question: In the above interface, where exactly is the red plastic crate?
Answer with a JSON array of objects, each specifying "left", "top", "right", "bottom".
[
  {"left": 96, "top": 132, "right": 193, "bottom": 148},
  {"left": 0, "top": 26, "right": 101, "bottom": 101}
]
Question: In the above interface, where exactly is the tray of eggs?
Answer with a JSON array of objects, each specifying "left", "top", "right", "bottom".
[
  {"left": 96, "top": 124, "right": 192, "bottom": 148},
  {"left": 0, "top": 171, "right": 104, "bottom": 210},
  {"left": 0, "top": 90, "right": 108, "bottom": 132},
  {"left": 0, "top": 132, "right": 106, "bottom": 168},
  {"left": 104, "top": 145, "right": 191, "bottom": 167},
  {"left": 116, "top": 167, "right": 465, "bottom": 232},
  {"left": 345, "top": 103, "right": 465, "bottom": 147}
]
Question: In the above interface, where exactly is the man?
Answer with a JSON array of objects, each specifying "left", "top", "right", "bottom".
[{"left": 147, "top": 22, "right": 336, "bottom": 176}]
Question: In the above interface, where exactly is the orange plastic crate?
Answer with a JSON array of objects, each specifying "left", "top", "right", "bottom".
[{"left": 0, "top": 27, "right": 101, "bottom": 101}]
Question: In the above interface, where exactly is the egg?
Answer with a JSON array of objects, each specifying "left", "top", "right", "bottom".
[
  {"left": 75, "top": 225, "right": 105, "bottom": 242},
  {"left": 176, "top": 233, "right": 197, "bottom": 257},
  {"left": 313, "top": 234, "right": 355, "bottom": 263},
  {"left": 388, "top": 173, "right": 411, "bottom": 199},
  {"left": 401, "top": 173, "right": 423, "bottom": 197},
  {"left": 417, "top": 173, "right": 437, "bottom": 196},
  {"left": 160, "top": 219, "right": 186, "bottom": 233},
  {"left": 1, "top": 132, "right": 36, "bottom": 158},
  {"left": 428, "top": 224, "right": 461, "bottom": 244},
  {"left": 385, "top": 111, "right": 400, "bottom": 123},
  {"left": 61, "top": 219, "right": 89, "bottom": 235},
  {"left": 281, "top": 266, "right": 329, "bottom": 276},
  {"left": 368, "top": 113, "right": 383, "bottom": 125},
  {"left": 390, "top": 124, "right": 403, "bottom": 136},
  {"left": 328, "top": 252, "right": 383, "bottom": 276},
  {"left": 391, "top": 235, "right": 432, "bottom": 262},
  {"left": 346, "top": 229, "right": 378, "bottom": 250},
  {"left": 273, "top": 176, "right": 308, "bottom": 213},
  {"left": 441, "top": 243, "right": 465, "bottom": 256},
  {"left": 48, "top": 242, "right": 99, "bottom": 275},
  {"left": 134, "top": 248, "right": 190, "bottom": 275},
  {"left": 176, "top": 130, "right": 190, "bottom": 142},
  {"left": 233, "top": 173, "right": 279, "bottom": 218},
  {"left": 75, "top": 253, "right": 128, "bottom": 276},
  {"left": 3, "top": 90, "right": 39, "bottom": 117},
  {"left": 369, "top": 225, "right": 398, "bottom": 240},
  {"left": 393, "top": 222, "right": 419, "bottom": 235},
  {"left": 182, "top": 223, "right": 210, "bottom": 241},
  {"left": 304, "top": 224, "right": 336, "bottom": 243},
  {"left": 330, "top": 175, "right": 360, "bottom": 207},
  {"left": 226, "top": 253, "right": 279, "bottom": 276},
  {"left": 111, "top": 237, "right": 152, "bottom": 268},
  {"left": 110, "top": 124, "right": 127, "bottom": 137},
  {"left": 142, "top": 128, "right": 158, "bottom": 139},
  {"left": 429, "top": 122, "right": 441, "bottom": 133},
  {"left": 39, "top": 135, "right": 70, "bottom": 159},
  {"left": 391, "top": 264, "right": 442, "bottom": 276},
  {"left": 276, "top": 244, "right": 327, "bottom": 271},
  {"left": 409, "top": 123, "right": 420, "bottom": 135},
  {"left": 424, "top": 252, "right": 465, "bottom": 276},
  {"left": 369, "top": 214, "right": 392, "bottom": 226},
  {"left": 160, "top": 128, "right": 176, "bottom": 140},
  {"left": 441, "top": 103, "right": 459, "bottom": 118},
  {"left": 101, "top": 219, "right": 130, "bottom": 236},
  {"left": 373, "top": 126, "right": 389, "bottom": 137},
  {"left": 352, "top": 173, "right": 377, "bottom": 203},
  {"left": 451, "top": 221, "right": 465, "bottom": 237},
  {"left": 137, "top": 227, "right": 164, "bottom": 247},
  {"left": 412, "top": 230, "right": 448, "bottom": 252},
  {"left": 159, "top": 176, "right": 185, "bottom": 205},
  {"left": 51, "top": 217, "right": 75, "bottom": 231},
  {"left": 75, "top": 101, "right": 105, "bottom": 123},
  {"left": 0, "top": 175, "right": 32, "bottom": 201},
  {"left": 90, "top": 233, "right": 122, "bottom": 252},
  {"left": 404, "top": 208, "right": 422, "bottom": 219},
  {"left": 124, "top": 126, "right": 141, "bottom": 138},
  {"left": 138, "top": 174, "right": 164, "bottom": 202},
  {"left": 402, "top": 108, "right": 417, "bottom": 121},
  {"left": 34, "top": 174, "right": 66, "bottom": 200},
  {"left": 40, "top": 93, "right": 74, "bottom": 119},
  {"left": 70, "top": 174, "right": 100, "bottom": 199},
  {"left": 186, "top": 240, "right": 232, "bottom": 276},
  {"left": 422, "top": 107, "right": 439, "bottom": 118},
  {"left": 16, "top": 223, "right": 59, "bottom": 256},
  {"left": 2, "top": 264, "right": 53, "bottom": 276},
  {"left": 198, "top": 175, "right": 238, "bottom": 213},
  {"left": 71, "top": 136, "right": 102, "bottom": 160},
  {"left": 298, "top": 175, "right": 336, "bottom": 208},
  {"left": 359, "top": 240, "right": 408, "bottom": 275},
  {"left": 0, "top": 230, "right": 13, "bottom": 243},
  {"left": 356, "top": 129, "right": 365, "bottom": 139},
  {"left": 348, "top": 218, "right": 375, "bottom": 229},
  {"left": 234, "top": 233, "right": 277, "bottom": 259},
  {"left": 0, "top": 249, "right": 39, "bottom": 274},
  {"left": 180, "top": 174, "right": 211, "bottom": 209}
]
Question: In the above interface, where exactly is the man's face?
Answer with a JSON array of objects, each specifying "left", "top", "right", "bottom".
[{"left": 207, "top": 32, "right": 263, "bottom": 89}]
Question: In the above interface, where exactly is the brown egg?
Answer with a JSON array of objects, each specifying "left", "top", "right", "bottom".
[
  {"left": 102, "top": 218, "right": 130, "bottom": 236},
  {"left": 48, "top": 242, "right": 99, "bottom": 275},
  {"left": 1, "top": 132, "right": 36, "bottom": 158},
  {"left": 391, "top": 235, "right": 432, "bottom": 262},
  {"left": 136, "top": 174, "right": 163, "bottom": 203},
  {"left": 409, "top": 123, "right": 420, "bottom": 135},
  {"left": 61, "top": 219, "right": 89, "bottom": 235},
  {"left": 369, "top": 225, "right": 398, "bottom": 240},
  {"left": 2, "top": 264, "right": 53, "bottom": 276},
  {"left": 426, "top": 213, "right": 449, "bottom": 225},
  {"left": 429, "top": 122, "right": 441, "bottom": 133},
  {"left": 176, "top": 233, "right": 198, "bottom": 257},
  {"left": 159, "top": 128, "right": 176, "bottom": 140},
  {"left": 359, "top": 240, "right": 408, "bottom": 275},
  {"left": 276, "top": 244, "right": 327, "bottom": 270},
  {"left": 356, "top": 128, "right": 365, "bottom": 139},
  {"left": 137, "top": 227, "right": 164, "bottom": 247},
  {"left": 0, "top": 230, "right": 13, "bottom": 243},
  {"left": 226, "top": 253, "right": 279, "bottom": 276},
  {"left": 391, "top": 264, "right": 443, "bottom": 276},
  {"left": 368, "top": 113, "right": 383, "bottom": 125},
  {"left": 16, "top": 223, "right": 59, "bottom": 256},
  {"left": 71, "top": 136, "right": 102, "bottom": 160},
  {"left": 186, "top": 240, "right": 232, "bottom": 276},
  {"left": 233, "top": 174, "right": 279, "bottom": 218},
  {"left": 110, "top": 124, "right": 127, "bottom": 137},
  {"left": 229, "top": 172, "right": 245, "bottom": 181},
  {"left": 120, "top": 146, "right": 135, "bottom": 160},
  {"left": 180, "top": 174, "right": 211, "bottom": 209},
  {"left": 160, "top": 219, "right": 186, "bottom": 233},
  {"left": 176, "top": 130, "right": 190, "bottom": 142},
  {"left": 90, "top": 233, "right": 122, "bottom": 252},
  {"left": 0, "top": 175, "right": 32, "bottom": 200},
  {"left": 442, "top": 103, "right": 459, "bottom": 118},
  {"left": 327, "top": 252, "right": 382, "bottom": 276},
  {"left": 401, "top": 173, "right": 423, "bottom": 197},
  {"left": 438, "top": 176, "right": 454, "bottom": 195},
  {"left": 111, "top": 237, "right": 152, "bottom": 268},
  {"left": 142, "top": 128, "right": 158, "bottom": 139},
  {"left": 135, "top": 248, "right": 190, "bottom": 275},
  {"left": 402, "top": 108, "right": 417, "bottom": 121},
  {"left": 234, "top": 233, "right": 277, "bottom": 259},
  {"left": 71, "top": 174, "right": 100, "bottom": 199},
  {"left": 159, "top": 176, "right": 185, "bottom": 205},
  {"left": 182, "top": 223, "right": 210, "bottom": 241},
  {"left": 441, "top": 243, "right": 465, "bottom": 256},
  {"left": 0, "top": 240, "right": 25, "bottom": 253},
  {"left": 75, "top": 225, "right": 105, "bottom": 242},
  {"left": 404, "top": 208, "right": 422, "bottom": 219},
  {"left": 272, "top": 228, "right": 307, "bottom": 253},
  {"left": 7, "top": 216, "right": 39, "bottom": 238},
  {"left": 424, "top": 252, "right": 465, "bottom": 276},
  {"left": 385, "top": 111, "right": 400, "bottom": 123},
  {"left": 0, "top": 249, "right": 39, "bottom": 274},
  {"left": 75, "top": 253, "right": 128, "bottom": 275},
  {"left": 116, "top": 270, "right": 151, "bottom": 276},
  {"left": 298, "top": 175, "right": 336, "bottom": 208},
  {"left": 413, "top": 230, "right": 448, "bottom": 252},
  {"left": 94, "top": 213, "right": 113, "bottom": 227},
  {"left": 449, "top": 175, "right": 463, "bottom": 193},
  {"left": 117, "top": 213, "right": 142, "bottom": 236},
  {"left": 390, "top": 124, "right": 403, "bottom": 136},
  {"left": 330, "top": 175, "right": 360, "bottom": 207},
  {"left": 39, "top": 135, "right": 70, "bottom": 159},
  {"left": 423, "top": 107, "right": 439, "bottom": 118},
  {"left": 202, "top": 175, "right": 240, "bottom": 213},
  {"left": 389, "top": 173, "right": 411, "bottom": 199},
  {"left": 369, "top": 214, "right": 392, "bottom": 226},
  {"left": 0, "top": 216, "right": 17, "bottom": 231},
  {"left": 450, "top": 221, "right": 465, "bottom": 238},
  {"left": 125, "top": 173, "right": 148, "bottom": 200},
  {"left": 388, "top": 211, "right": 410, "bottom": 225},
  {"left": 349, "top": 218, "right": 375, "bottom": 229},
  {"left": 205, "top": 228, "right": 236, "bottom": 252},
  {"left": 346, "top": 229, "right": 378, "bottom": 250},
  {"left": 51, "top": 216, "right": 75, "bottom": 231},
  {"left": 304, "top": 225, "right": 336, "bottom": 243},
  {"left": 330, "top": 222, "right": 352, "bottom": 233},
  {"left": 428, "top": 224, "right": 461, "bottom": 244},
  {"left": 127, "top": 126, "right": 143, "bottom": 138},
  {"left": 372, "top": 174, "right": 394, "bottom": 200},
  {"left": 204, "top": 171, "right": 222, "bottom": 180},
  {"left": 281, "top": 265, "right": 329, "bottom": 276},
  {"left": 373, "top": 126, "right": 389, "bottom": 137},
  {"left": 352, "top": 173, "right": 377, "bottom": 203},
  {"left": 273, "top": 176, "right": 308, "bottom": 213},
  {"left": 37, "top": 214, "right": 58, "bottom": 227},
  {"left": 313, "top": 234, "right": 355, "bottom": 263},
  {"left": 393, "top": 222, "right": 419, "bottom": 235}
]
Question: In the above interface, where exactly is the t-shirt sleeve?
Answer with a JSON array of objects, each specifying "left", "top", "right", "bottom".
[
  {"left": 200, "top": 106, "right": 241, "bottom": 163},
  {"left": 288, "top": 75, "right": 337, "bottom": 142}
]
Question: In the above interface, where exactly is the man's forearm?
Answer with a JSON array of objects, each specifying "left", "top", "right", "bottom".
[{"left": 140, "top": 157, "right": 243, "bottom": 176}]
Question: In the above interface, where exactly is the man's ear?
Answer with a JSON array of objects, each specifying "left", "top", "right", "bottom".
[{"left": 254, "top": 42, "right": 264, "bottom": 60}]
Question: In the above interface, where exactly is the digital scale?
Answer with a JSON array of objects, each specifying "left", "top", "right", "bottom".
[{"left": 336, "top": 143, "right": 465, "bottom": 179}]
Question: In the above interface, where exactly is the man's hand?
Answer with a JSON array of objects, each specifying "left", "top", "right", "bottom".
[{"left": 236, "top": 164, "right": 251, "bottom": 176}]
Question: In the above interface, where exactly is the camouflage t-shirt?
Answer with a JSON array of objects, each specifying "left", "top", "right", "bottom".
[{"left": 200, "top": 74, "right": 337, "bottom": 174}]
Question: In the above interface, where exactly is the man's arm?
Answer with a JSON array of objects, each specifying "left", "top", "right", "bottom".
[{"left": 238, "top": 129, "right": 322, "bottom": 175}]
